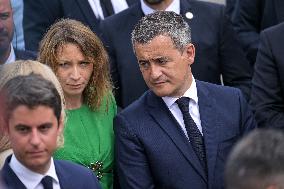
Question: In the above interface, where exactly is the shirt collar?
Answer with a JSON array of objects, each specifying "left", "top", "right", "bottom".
[
  {"left": 162, "top": 76, "right": 198, "bottom": 108},
  {"left": 140, "top": 0, "right": 180, "bottom": 15},
  {"left": 5, "top": 44, "right": 16, "bottom": 64},
  {"left": 9, "top": 154, "right": 59, "bottom": 188}
]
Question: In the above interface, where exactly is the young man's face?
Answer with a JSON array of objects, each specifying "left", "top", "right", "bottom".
[{"left": 7, "top": 105, "right": 63, "bottom": 174}]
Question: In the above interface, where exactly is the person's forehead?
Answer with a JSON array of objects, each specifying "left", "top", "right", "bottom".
[{"left": 0, "top": 0, "right": 12, "bottom": 12}]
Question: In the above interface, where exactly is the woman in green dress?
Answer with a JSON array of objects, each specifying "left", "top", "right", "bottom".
[{"left": 38, "top": 19, "right": 116, "bottom": 189}]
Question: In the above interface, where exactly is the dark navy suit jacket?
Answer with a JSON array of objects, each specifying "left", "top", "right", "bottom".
[
  {"left": 251, "top": 22, "right": 284, "bottom": 129},
  {"left": 15, "top": 49, "right": 37, "bottom": 61},
  {"left": 100, "top": 0, "right": 252, "bottom": 108},
  {"left": 0, "top": 155, "right": 101, "bottom": 189},
  {"left": 232, "top": 0, "right": 284, "bottom": 65},
  {"left": 114, "top": 80, "right": 256, "bottom": 189},
  {"left": 23, "top": 0, "right": 138, "bottom": 51}
]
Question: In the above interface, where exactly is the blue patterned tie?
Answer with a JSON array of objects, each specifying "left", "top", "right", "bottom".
[
  {"left": 41, "top": 176, "right": 53, "bottom": 189},
  {"left": 176, "top": 97, "right": 207, "bottom": 172}
]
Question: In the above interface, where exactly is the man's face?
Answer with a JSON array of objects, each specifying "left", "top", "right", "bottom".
[
  {"left": 7, "top": 105, "right": 63, "bottom": 174},
  {"left": 134, "top": 35, "right": 195, "bottom": 97},
  {"left": 0, "top": 0, "right": 13, "bottom": 57}
]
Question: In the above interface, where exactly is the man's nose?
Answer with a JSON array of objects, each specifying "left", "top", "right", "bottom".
[
  {"left": 150, "top": 64, "right": 162, "bottom": 79},
  {"left": 29, "top": 130, "right": 41, "bottom": 146}
]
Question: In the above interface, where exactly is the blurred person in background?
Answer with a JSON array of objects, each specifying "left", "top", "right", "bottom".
[
  {"left": 23, "top": 0, "right": 138, "bottom": 51},
  {"left": 0, "top": 0, "right": 35, "bottom": 64},
  {"left": 225, "top": 129, "right": 284, "bottom": 189}
]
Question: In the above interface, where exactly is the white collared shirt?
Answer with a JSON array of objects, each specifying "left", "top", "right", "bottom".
[
  {"left": 140, "top": 0, "right": 180, "bottom": 15},
  {"left": 111, "top": 0, "right": 129, "bottom": 14},
  {"left": 9, "top": 155, "right": 60, "bottom": 189},
  {"left": 88, "top": 0, "right": 129, "bottom": 20},
  {"left": 88, "top": 0, "right": 105, "bottom": 20},
  {"left": 5, "top": 44, "right": 16, "bottom": 64},
  {"left": 162, "top": 77, "right": 203, "bottom": 139}
]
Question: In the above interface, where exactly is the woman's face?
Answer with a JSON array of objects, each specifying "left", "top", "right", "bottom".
[{"left": 56, "top": 43, "right": 93, "bottom": 100}]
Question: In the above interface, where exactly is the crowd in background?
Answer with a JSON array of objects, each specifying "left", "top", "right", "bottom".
[{"left": 1, "top": 0, "right": 284, "bottom": 189}]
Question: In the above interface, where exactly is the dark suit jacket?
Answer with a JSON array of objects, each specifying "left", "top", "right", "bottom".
[
  {"left": 0, "top": 155, "right": 101, "bottom": 189},
  {"left": 250, "top": 22, "right": 284, "bottom": 129},
  {"left": 23, "top": 0, "right": 138, "bottom": 51},
  {"left": 225, "top": 0, "right": 238, "bottom": 20},
  {"left": 100, "top": 0, "right": 252, "bottom": 108},
  {"left": 232, "top": 0, "right": 284, "bottom": 65},
  {"left": 15, "top": 49, "right": 37, "bottom": 60},
  {"left": 114, "top": 80, "right": 256, "bottom": 189}
]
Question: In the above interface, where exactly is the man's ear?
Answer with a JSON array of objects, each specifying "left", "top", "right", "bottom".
[{"left": 185, "top": 43, "right": 195, "bottom": 66}]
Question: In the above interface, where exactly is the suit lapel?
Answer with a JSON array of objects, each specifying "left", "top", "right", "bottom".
[
  {"left": 1, "top": 155, "right": 27, "bottom": 189},
  {"left": 196, "top": 81, "right": 219, "bottom": 185},
  {"left": 274, "top": 0, "right": 284, "bottom": 22},
  {"left": 75, "top": 0, "right": 100, "bottom": 27},
  {"left": 146, "top": 91, "right": 207, "bottom": 182},
  {"left": 126, "top": 0, "right": 139, "bottom": 6},
  {"left": 55, "top": 161, "right": 71, "bottom": 189}
]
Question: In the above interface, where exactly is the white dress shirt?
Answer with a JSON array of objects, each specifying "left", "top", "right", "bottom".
[
  {"left": 88, "top": 0, "right": 129, "bottom": 20},
  {"left": 5, "top": 44, "right": 16, "bottom": 64},
  {"left": 162, "top": 77, "right": 203, "bottom": 139},
  {"left": 9, "top": 155, "right": 60, "bottom": 189},
  {"left": 111, "top": 0, "right": 129, "bottom": 14},
  {"left": 140, "top": 0, "right": 180, "bottom": 15}
]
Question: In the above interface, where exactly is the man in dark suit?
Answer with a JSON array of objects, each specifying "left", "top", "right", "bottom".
[
  {"left": 225, "top": 129, "right": 284, "bottom": 189},
  {"left": 114, "top": 11, "right": 256, "bottom": 189},
  {"left": 100, "top": 0, "right": 252, "bottom": 108},
  {"left": 0, "top": 74, "right": 101, "bottom": 189},
  {"left": 250, "top": 23, "right": 284, "bottom": 129},
  {"left": 232, "top": 0, "right": 284, "bottom": 65},
  {"left": 0, "top": 0, "right": 36, "bottom": 64},
  {"left": 23, "top": 0, "right": 138, "bottom": 51}
]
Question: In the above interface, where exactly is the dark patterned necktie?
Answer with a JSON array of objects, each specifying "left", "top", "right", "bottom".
[
  {"left": 176, "top": 97, "right": 207, "bottom": 172},
  {"left": 41, "top": 176, "right": 53, "bottom": 189}
]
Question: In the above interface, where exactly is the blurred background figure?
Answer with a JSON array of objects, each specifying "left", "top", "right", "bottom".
[
  {"left": 225, "top": 129, "right": 284, "bottom": 189},
  {"left": 0, "top": 60, "right": 65, "bottom": 169},
  {"left": 0, "top": 0, "right": 35, "bottom": 64},
  {"left": 250, "top": 22, "right": 284, "bottom": 129},
  {"left": 100, "top": 0, "right": 252, "bottom": 109},
  {"left": 23, "top": 0, "right": 138, "bottom": 51},
  {"left": 11, "top": 0, "right": 24, "bottom": 50},
  {"left": 232, "top": 0, "right": 284, "bottom": 65},
  {"left": 38, "top": 19, "right": 117, "bottom": 189}
]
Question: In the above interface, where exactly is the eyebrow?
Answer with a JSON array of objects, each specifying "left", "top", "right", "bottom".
[{"left": 14, "top": 123, "right": 53, "bottom": 128}]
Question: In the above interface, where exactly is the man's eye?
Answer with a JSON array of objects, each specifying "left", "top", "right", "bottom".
[
  {"left": 0, "top": 13, "right": 9, "bottom": 20},
  {"left": 39, "top": 125, "right": 51, "bottom": 132},
  {"left": 139, "top": 61, "right": 150, "bottom": 69},
  {"left": 16, "top": 126, "right": 29, "bottom": 133},
  {"left": 157, "top": 58, "right": 168, "bottom": 65}
]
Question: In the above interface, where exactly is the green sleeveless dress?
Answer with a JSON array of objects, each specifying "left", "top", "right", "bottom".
[{"left": 54, "top": 94, "right": 117, "bottom": 189}]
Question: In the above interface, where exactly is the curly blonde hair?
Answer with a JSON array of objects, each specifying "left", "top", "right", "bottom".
[{"left": 38, "top": 19, "right": 113, "bottom": 110}]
